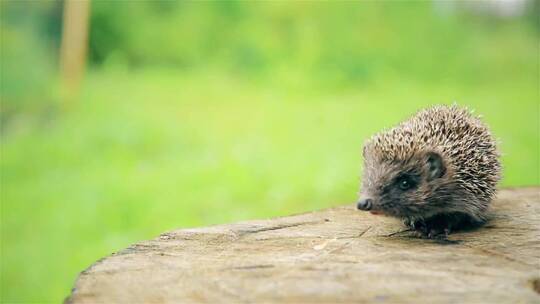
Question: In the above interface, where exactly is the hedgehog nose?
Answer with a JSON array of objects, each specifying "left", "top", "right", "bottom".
[{"left": 357, "top": 198, "right": 373, "bottom": 211}]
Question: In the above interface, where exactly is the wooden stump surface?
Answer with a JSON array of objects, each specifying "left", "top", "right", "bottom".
[{"left": 67, "top": 187, "right": 540, "bottom": 303}]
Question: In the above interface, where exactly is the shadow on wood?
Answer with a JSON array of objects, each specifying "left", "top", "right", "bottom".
[{"left": 66, "top": 187, "right": 540, "bottom": 303}]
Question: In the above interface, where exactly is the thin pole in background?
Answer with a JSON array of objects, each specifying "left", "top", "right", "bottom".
[{"left": 59, "top": 0, "right": 91, "bottom": 102}]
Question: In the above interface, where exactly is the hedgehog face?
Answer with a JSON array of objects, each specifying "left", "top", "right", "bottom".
[{"left": 357, "top": 150, "right": 448, "bottom": 219}]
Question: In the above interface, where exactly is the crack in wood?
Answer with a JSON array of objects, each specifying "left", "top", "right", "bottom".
[
  {"left": 235, "top": 220, "right": 326, "bottom": 236},
  {"left": 336, "top": 226, "right": 372, "bottom": 240},
  {"left": 226, "top": 264, "right": 275, "bottom": 270},
  {"left": 384, "top": 228, "right": 414, "bottom": 237}
]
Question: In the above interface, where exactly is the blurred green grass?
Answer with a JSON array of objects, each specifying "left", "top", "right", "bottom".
[
  {"left": 1, "top": 1, "right": 539, "bottom": 303},
  {"left": 2, "top": 68, "right": 538, "bottom": 302}
]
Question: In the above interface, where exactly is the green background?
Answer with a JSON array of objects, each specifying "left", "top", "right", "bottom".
[{"left": 1, "top": 1, "right": 538, "bottom": 302}]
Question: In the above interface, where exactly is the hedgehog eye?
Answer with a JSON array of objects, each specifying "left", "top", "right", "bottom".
[
  {"left": 399, "top": 179, "right": 411, "bottom": 190},
  {"left": 396, "top": 175, "right": 416, "bottom": 191}
]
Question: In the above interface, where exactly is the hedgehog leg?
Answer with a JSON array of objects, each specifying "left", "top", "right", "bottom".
[
  {"left": 427, "top": 213, "right": 478, "bottom": 238},
  {"left": 415, "top": 212, "right": 485, "bottom": 239},
  {"left": 407, "top": 219, "right": 430, "bottom": 238},
  {"left": 410, "top": 215, "right": 451, "bottom": 239},
  {"left": 426, "top": 216, "right": 452, "bottom": 239}
]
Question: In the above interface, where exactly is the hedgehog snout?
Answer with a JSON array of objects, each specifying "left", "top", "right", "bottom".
[{"left": 357, "top": 198, "right": 373, "bottom": 211}]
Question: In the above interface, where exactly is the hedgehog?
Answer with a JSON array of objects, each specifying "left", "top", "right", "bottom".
[{"left": 356, "top": 105, "right": 501, "bottom": 238}]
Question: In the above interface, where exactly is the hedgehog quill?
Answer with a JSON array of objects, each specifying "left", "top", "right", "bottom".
[{"left": 357, "top": 105, "right": 501, "bottom": 238}]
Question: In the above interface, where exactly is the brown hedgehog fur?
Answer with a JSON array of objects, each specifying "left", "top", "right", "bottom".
[{"left": 357, "top": 105, "right": 501, "bottom": 237}]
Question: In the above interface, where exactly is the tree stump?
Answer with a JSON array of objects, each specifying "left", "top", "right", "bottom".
[{"left": 67, "top": 187, "right": 540, "bottom": 303}]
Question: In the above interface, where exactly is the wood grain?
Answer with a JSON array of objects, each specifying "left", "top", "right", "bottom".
[{"left": 66, "top": 187, "right": 540, "bottom": 303}]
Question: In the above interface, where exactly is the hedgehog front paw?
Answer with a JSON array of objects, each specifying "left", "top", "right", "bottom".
[
  {"left": 403, "top": 218, "right": 413, "bottom": 228},
  {"left": 403, "top": 217, "right": 420, "bottom": 230}
]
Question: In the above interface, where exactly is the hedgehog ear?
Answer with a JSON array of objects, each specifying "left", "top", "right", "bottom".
[{"left": 426, "top": 151, "right": 445, "bottom": 180}]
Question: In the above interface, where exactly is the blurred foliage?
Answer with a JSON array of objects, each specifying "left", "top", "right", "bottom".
[
  {"left": 1, "top": 1, "right": 539, "bottom": 303},
  {"left": 1, "top": 1, "right": 62, "bottom": 123}
]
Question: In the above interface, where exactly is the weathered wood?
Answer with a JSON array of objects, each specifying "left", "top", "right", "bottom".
[{"left": 67, "top": 187, "right": 540, "bottom": 303}]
